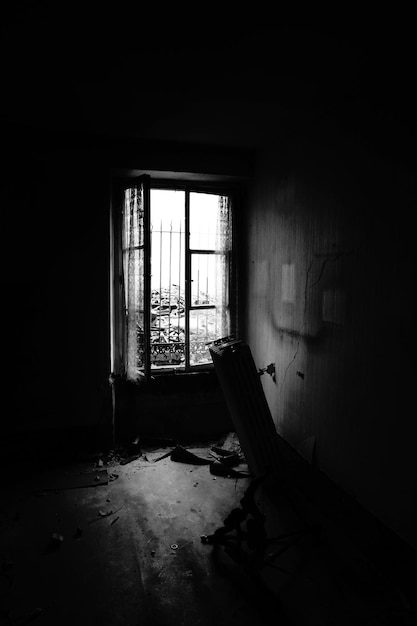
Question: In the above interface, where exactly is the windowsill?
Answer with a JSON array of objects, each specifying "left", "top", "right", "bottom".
[
  {"left": 151, "top": 363, "right": 214, "bottom": 376},
  {"left": 110, "top": 364, "right": 216, "bottom": 386},
  {"left": 110, "top": 365, "right": 219, "bottom": 396}
]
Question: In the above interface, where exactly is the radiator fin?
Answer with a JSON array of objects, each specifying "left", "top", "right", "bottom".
[{"left": 210, "top": 340, "right": 281, "bottom": 478}]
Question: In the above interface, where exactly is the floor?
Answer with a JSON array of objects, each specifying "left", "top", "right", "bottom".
[{"left": 1, "top": 434, "right": 417, "bottom": 626}]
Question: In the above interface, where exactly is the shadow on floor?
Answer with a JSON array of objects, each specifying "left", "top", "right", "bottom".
[{"left": 1, "top": 433, "right": 417, "bottom": 625}]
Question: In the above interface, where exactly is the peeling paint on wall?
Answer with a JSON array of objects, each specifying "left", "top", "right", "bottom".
[{"left": 281, "top": 263, "right": 295, "bottom": 303}]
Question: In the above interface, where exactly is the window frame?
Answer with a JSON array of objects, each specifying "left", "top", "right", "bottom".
[{"left": 110, "top": 173, "right": 241, "bottom": 381}]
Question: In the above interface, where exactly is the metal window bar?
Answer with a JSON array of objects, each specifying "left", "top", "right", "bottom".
[
  {"left": 185, "top": 191, "right": 190, "bottom": 369},
  {"left": 178, "top": 220, "right": 182, "bottom": 339},
  {"left": 150, "top": 217, "right": 186, "bottom": 368}
]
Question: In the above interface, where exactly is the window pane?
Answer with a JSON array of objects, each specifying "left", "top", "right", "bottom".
[
  {"left": 150, "top": 189, "right": 185, "bottom": 369},
  {"left": 190, "top": 192, "right": 220, "bottom": 250},
  {"left": 189, "top": 291, "right": 231, "bottom": 367},
  {"left": 191, "top": 253, "right": 216, "bottom": 306},
  {"left": 189, "top": 309, "right": 214, "bottom": 366},
  {"left": 150, "top": 283, "right": 185, "bottom": 368}
]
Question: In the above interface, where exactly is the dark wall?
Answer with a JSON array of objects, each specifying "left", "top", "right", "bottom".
[
  {"left": 1, "top": 132, "right": 111, "bottom": 439},
  {"left": 244, "top": 118, "right": 416, "bottom": 548},
  {"left": 112, "top": 374, "right": 234, "bottom": 444}
]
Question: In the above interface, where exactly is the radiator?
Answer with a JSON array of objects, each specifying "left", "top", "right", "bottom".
[{"left": 209, "top": 340, "right": 281, "bottom": 478}]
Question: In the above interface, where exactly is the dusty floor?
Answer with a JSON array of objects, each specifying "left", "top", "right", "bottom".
[{"left": 1, "top": 435, "right": 416, "bottom": 626}]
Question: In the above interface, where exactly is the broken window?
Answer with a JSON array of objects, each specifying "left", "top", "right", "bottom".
[{"left": 111, "top": 176, "right": 239, "bottom": 381}]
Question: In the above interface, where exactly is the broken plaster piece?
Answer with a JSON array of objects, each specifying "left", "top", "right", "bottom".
[{"left": 170, "top": 445, "right": 212, "bottom": 465}]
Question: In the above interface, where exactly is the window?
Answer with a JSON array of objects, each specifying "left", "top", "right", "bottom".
[{"left": 111, "top": 175, "right": 239, "bottom": 381}]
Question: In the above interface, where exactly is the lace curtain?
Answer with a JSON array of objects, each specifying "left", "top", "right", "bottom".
[
  {"left": 215, "top": 195, "right": 233, "bottom": 340},
  {"left": 123, "top": 186, "right": 145, "bottom": 380}
]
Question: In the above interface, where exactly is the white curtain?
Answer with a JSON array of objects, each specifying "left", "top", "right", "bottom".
[
  {"left": 215, "top": 195, "right": 233, "bottom": 340},
  {"left": 123, "top": 186, "right": 145, "bottom": 380}
]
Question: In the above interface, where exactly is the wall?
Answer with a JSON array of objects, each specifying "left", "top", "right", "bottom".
[
  {"left": 244, "top": 120, "right": 416, "bottom": 549},
  {"left": 1, "top": 133, "right": 111, "bottom": 445},
  {"left": 112, "top": 373, "right": 233, "bottom": 443}
]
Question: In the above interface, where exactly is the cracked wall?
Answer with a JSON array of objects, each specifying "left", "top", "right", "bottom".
[{"left": 243, "top": 120, "right": 416, "bottom": 550}]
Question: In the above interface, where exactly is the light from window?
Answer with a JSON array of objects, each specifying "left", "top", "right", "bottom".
[
  {"left": 120, "top": 184, "right": 234, "bottom": 379},
  {"left": 150, "top": 189, "right": 185, "bottom": 368}
]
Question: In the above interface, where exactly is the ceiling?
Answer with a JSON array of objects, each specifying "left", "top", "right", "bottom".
[{"left": 1, "top": 9, "right": 416, "bottom": 153}]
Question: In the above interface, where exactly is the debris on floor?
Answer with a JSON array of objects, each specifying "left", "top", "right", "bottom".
[
  {"left": 2, "top": 430, "right": 416, "bottom": 626},
  {"left": 170, "top": 445, "right": 212, "bottom": 465},
  {"left": 152, "top": 450, "right": 173, "bottom": 463},
  {"left": 215, "top": 431, "right": 243, "bottom": 456},
  {"left": 88, "top": 505, "right": 124, "bottom": 524},
  {"left": 120, "top": 453, "right": 142, "bottom": 465},
  {"left": 135, "top": 434, "right": 252, "bottom": 480},
  {"left": 209, "top": 461, "right": 251, "bottom": 478},
  {"left": 210, "top": 447, "right": 241, "bottom": 466},
  {"left": 201, "top": 474, "right": 273, "bottom": 570}
]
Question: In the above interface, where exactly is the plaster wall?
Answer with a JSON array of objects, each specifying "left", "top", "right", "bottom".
[{"left": 244, "top": 122, "right": 416, "bottom": 548}]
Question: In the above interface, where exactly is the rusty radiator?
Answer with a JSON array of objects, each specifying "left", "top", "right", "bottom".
[{"left": 209, "top": 340, "right": 281, "bottom": 478}]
